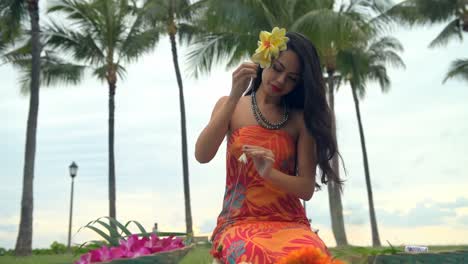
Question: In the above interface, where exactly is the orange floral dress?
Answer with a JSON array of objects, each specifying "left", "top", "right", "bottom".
[{"left": 210, "top": 125, "right": 330, "bottom": 264}]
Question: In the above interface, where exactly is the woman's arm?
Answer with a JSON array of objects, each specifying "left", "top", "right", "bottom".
[
  {"left": 194, "top": 96, "right": 237, "bottom": 163},
  {"left": 243, "top": 118, "right": 317, "bottom": 200},
  {"left": 195, "top": 62, "right": 258, "bottom": 163}
]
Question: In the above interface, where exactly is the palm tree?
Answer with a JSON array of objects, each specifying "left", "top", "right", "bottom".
[
  {"left": 386, "top": 0, "right": 467, "bottom": 47},
  {"left": 338, "top": 36, "right": 405, "bottom": 246},
  {"left": 141, "top": 0, "right": 204, "bottom": 237},
  {"left": 386, "top": 0, "right": 467, "bottom": 81},
  {"left": 46, "top": 0, "right": 161, "bottom": 228},
  {"left": 444, "top": 58, "right": 468, "bottom": 83},
  {"left": 0, "top": 0, "right": 42, "bottom": 256},
  {"left": 290, "top": 0, "right": 392, "bottom": 246},
  {"left": 1, "top": 0, "right": 86, "bottom": 255}
]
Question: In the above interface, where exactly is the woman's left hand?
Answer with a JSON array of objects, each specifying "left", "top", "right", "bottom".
[{"left": 242, "top": 145, "right": 275, "bottom": 178}]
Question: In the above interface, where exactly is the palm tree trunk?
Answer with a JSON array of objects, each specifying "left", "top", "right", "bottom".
[
  {"left": 15, "top": 0, "right": 41, "bottom": 256},
  {"left": 108, "top": 81, "right": 117, "bottom": 227},
  {"left": 326, "top": 71, "right": 348, "bottom": 247},
  {"left": 351, "top": 84, "right": 381, "bottom": 247},
  {"left": 168, "top": 21, "right": 193, "bottom": 236}
]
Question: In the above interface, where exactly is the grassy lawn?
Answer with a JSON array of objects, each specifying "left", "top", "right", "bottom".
[
  {"left": 0, "top": 254, "right": 78, "bottom": 264},
  {"left": 0, "top": 244, "right": 466, "bottom": 264},
  {"left": 179, "top": 243, "right": 212, "bottom": 264},
  {"left": 0, "top": 245, "right": 212, "bottom": 264}
]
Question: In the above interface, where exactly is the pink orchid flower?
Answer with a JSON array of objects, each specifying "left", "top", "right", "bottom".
[
  {"left": 75, "top": 234, "right": 185, "bottom": 263},
  {"left": 89, "top": 246, "right": 112, "bottom": 262},
  {"left": 75, "top": 252, "right": 91, "bottom": 264}
]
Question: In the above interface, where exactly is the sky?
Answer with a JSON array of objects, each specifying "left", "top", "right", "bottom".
[{"left": 1, "top": 12, "right": 468, "bottom": 250}]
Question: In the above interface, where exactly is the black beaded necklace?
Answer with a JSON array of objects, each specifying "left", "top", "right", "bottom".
[{"left": 251, "top": 90, "right": 289, "bottom": 130}]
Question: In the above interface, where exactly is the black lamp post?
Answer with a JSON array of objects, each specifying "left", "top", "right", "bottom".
[{"left": 67, "top": 162, "right": 78, "bottom": 251}]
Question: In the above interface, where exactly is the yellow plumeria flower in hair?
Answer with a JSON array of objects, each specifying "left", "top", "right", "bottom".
[{"left": 251, "top": 27, "right": 289, "bottom": 68}]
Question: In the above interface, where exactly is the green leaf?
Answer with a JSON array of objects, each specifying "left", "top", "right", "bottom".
[
  {"left": 75, "top": 240, "right": 107, "bottom": 256},
  {"left": 103, "top": 216, "right": 132, "bottom": 237},
  {"left": 124, "top": 220, "right": 148, "bottom": 236},
  {"left": 428, "top": 18, "right": 462, "bottom": 48},
  {"left": 443, "top": 58, "right": 468, "bottom": 83},
  {"left": 84, "top": 225, "right": 119, "bottom": 246},
  {"left": 94, "top": 219, "right": 121, "bottom": 240},
  {"left": 156, "top": 231, "right": 187, "bottom": 237}
]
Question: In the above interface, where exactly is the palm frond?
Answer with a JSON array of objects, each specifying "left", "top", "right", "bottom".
[
  {"left": 245, "top": 0, "right": 276, "bottom": 28},
  {"left": 119, "top": 28, "right": 160, "bottom": 63},
  {"left": 0, "top": 0, "right": 27, "bottom": 51},
  {"left": 2, "top": 37, "right": 31, "bottom": 63},
  {"left": 8, "top": 49, "right": 86, "bottom": 95},
  {"left": 385, "top": 0, "right": 458, "bottom": 26},
  {"left": 39, "top": 51, "right": 86, "bottom": 87},
  {"left": 428, "top": 18, "right": 463, "bottom": 48},
  {"left": 443, "top": 58, "right": 468, "bottom": 83},
  {"left": 337, "top": 48, "right": 369, "bottom": 95},
  {"left": 46, "top": 0, "right": 162, "bottom": 87},
  {"left": 345, "top": 0, "right": 377, "bottom": 22},
  {"left": 142, "top": 0, "right": 170, "bottom": 23},
  {"left": 177, "top": 22, "right": 203, "bottom": 46},
  {"left": 185, "top": 32, "right": 256, "bottom": 78},
  {"left": 198, "top": 0, "right": 271, "bottom": 34},
  {"left": 44, "top": 21, "right": 106, "bottom": 65},
  {"left": 185, "top": 0, "right": 331, "bottom": 77},
  {"left": 92, "top": 63, "right": 127, "bottom": 82},
  {"left": 0, "top": 0, "right": 27, "bottom": 28},
  {"left": 118, "top": 3, "right": 161, "bottom": 64},
  {"left": 368, "top": 36, "right": 406, "bottom": 69},
  {"left": 371, "top": 49, "right": 405, "bottom": 69},
  {"left": 368, "top": 7, "right": 396, "bottom": 34},
  {"left": 368, "top": 64, "right": 390, "bottom": 92},
  {"left": 48, "top": 0, "right": 103, "bottom": 36},
  {"left": 369, "top": 36, "right": 404, "bottom": 53},
  {"left": 292, "top": 9, "right": 369, "bottom": 58},
  {"left": 338, "top": 33, "right": 404, "bottom": 98},
  {"left": 174, "top": 0, "right": 195, "bottom": 21}
]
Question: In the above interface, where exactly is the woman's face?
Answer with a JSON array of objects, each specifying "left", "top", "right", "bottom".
[{"left": 260, "top": 50, "right": 301, "bottom": 97}]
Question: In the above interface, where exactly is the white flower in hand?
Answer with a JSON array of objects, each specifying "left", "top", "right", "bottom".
[
  {"left": 242, "top": 145, "right": 275, "bottom": 178},
  {"left": 238, "top": 153, "right": 248, "bottom": 164}
]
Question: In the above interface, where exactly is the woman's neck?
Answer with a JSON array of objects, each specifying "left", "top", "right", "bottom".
[{"left": 256, "top": 84, "right": 281, "bottom": 106}]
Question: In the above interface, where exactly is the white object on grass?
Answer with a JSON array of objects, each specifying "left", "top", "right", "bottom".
[{"left": 404, "top": 245, "right": 429, "bottom": 253}]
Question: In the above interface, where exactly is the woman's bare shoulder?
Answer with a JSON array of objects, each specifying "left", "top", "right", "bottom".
[{"left": 290, "top": 109, "right": 304, "bottom": 128}]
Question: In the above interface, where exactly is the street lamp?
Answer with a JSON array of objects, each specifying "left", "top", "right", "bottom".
[{"left": 67, "top": 162, "right": 78, "bottom": 251}]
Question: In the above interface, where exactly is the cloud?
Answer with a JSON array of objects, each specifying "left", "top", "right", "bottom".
[
  {"left": 341, "top": 198, "right": 468, "bottom": 228},
  {"left": 325, "top": 224, "right": 468, "bottom": 247}
]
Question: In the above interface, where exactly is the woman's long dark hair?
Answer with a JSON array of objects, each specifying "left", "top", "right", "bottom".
[{"left": 246, "top": 32, "right": 342, "bottom": 188}]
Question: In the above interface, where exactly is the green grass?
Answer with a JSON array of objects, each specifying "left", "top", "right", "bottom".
[
  {"left": 179, "top": 243, "right": 212, "bottom": 264},
  {"left": 329, "top": 245, "right": 468, "bottom": 263},
  {"left": 0, "top": 254, "right": 77, "bottom": 264},
  {"left": 0, "top": 245, "right": 213, "bottom": 264},
  {"left": 1, "top": 244, "right": 466, "bottom": 264}
]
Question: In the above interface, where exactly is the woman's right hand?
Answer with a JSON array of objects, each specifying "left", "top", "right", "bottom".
[{"left": 230, "top": 62, "right": 258, "bottom": 100}]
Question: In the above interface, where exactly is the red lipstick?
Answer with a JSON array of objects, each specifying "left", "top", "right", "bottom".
[{"left": 271, "top": 85, "right": 281, "bottom": 93}]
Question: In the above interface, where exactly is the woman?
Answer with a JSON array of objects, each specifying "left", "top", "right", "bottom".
[{"left": 195, "top": 28, "right": 343, "bottom": 263}]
